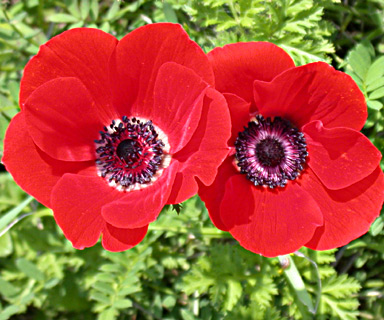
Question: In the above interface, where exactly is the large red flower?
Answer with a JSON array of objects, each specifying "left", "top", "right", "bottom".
[
  {"left": 2, "top": 24, "right": 231, "bottom": 251},
  {"left": 199, "top": 42, "right": 384, "bottom": 257}
]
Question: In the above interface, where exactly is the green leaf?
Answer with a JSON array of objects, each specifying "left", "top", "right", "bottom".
[
  {"left": 369, "top": 216, "right": 384, "bottom": 236},
  {"left": 223, "top": 280, "right": 243, "bottom": 311},
  {"left": 90, "top": 0, "right": 99, "bottom": 20},
  {"left": 0, "top": 232, "right": 13, "bottom": 257},
  {"left": 106, "top": 1, "right": 121, "bottom": 20},
  {"left": 0, "top": 196, "right": 33, "bottom": 232},
  {"left": 92, "top": 281, "right": 115, "bottom": 295},
  {"left": 366, "top": 56, "right": 384, "bottom": 86},
  {"left": 367, "top": 77, "right": 384, "bottom": 92},
  {"left": 98, "top": 308, "right": 117, "bottom": 320},
  {"left": 367, "top": 100, "right": 383, "bottom": 111},
  {"left": 0, "top": 305, "right": 21, "bottom": 320},
  {"left": 0, "top": 278, "right": 19, "bottom": 297},
  {"left": 163, "top": 2, "right": 178, "bottom": 23},
  {"left": 90, "top": 292, "right": 111, "bottom": 304},
  {"left": 16, "top": 258, "right": 45, "bottom": 281},
  {"left": 368, "top": 86, "right": 384, "bottom": 100},
  {"left": 80, "top": 0, "right": 90, "bottom": 20},
  {"left": 47, "top": 14, "right": 80, "bottom": 23},
  {"left": 112, "top": 298, "right": 132, "bottom": 309}
]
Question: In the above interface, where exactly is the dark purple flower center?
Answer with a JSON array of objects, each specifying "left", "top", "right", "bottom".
[
  {"left": 94, "top": 116, "right": 170, "bottom": 191},
  {"left": 235, "top": 115, "right": 307, "bottom": 188}
]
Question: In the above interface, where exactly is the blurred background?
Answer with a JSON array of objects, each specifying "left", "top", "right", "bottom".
[{"left": 0, "top": 0, "right": 384, "bottom": 319}]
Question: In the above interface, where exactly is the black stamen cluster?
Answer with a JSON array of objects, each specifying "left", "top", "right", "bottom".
[{"left": 95, "top": 116, "right": 165, "bottom": 189}]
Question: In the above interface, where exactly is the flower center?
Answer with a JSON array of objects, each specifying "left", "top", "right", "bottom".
[
  {"left": 235, "top": 115, "right": 307, "bottom": 188},
  {"left": 95, "top": 116, "right": 170, "bottom": 191}
]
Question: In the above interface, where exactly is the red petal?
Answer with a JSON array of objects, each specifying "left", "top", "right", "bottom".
[
  {"left": 220, "top": 175, "right": 323, "bottom": 257},
  {"left": 198, "top": 156, "right": 240, "bottom": 231},
  {"left": 101, "top": 161, "right": 179, "bottom": 229},
  {"left": 302, "top": 167, "right": 384, "bottom": 250},
  {"left": 20, "top": 28, "right": 117, "bottom": 111},
  {"left": 51, "top": 174, "right": 124, "bottom": 250},
  {"left": 254, "top": 62, "right": 367, "bottom": 131},
  {"left": 2, "top": 112, "right": 94, "bottom": 207},
  {"left": 224, "top": 93, "right": 252, "bottom": 145},
  {"left": 101, "top": 223, "right": 148, "bottom": 252},
  {"left": 208, "top": 42, "right": 295, "bottom": 103},
  {"left": 151, "top": 62, "right": 208, "bottom": 154},
  {"left": 303, "top": 120, "right": 382, "bottom": 189},
  {"left": 168, "top": 88, "right": 231, "bottom": 204},
  {"left": 109, "top": 23, "right": 214, "bottom": 117},
  {"left": 24, "top": 77, "right": 107, "bottom": 161}
]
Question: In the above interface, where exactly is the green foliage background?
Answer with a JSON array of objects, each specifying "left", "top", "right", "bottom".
[{"left": 0, "top": 0, "right": 384, "bottom": 319}]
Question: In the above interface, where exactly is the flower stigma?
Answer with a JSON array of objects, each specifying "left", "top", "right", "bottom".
[
  {"left": 94, "top": 116, "right": 171, "bottom": 192},
  {"left": 235, "top": 115, "right": 307, "bottom": 188}
]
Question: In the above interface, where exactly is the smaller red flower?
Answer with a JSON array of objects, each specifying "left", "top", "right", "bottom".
[
  {"left": 3, "top": 24, "right": 231, "bottom": 251},
  {"left": 199, "top": 42, "right": 384, "bottom": 257}
]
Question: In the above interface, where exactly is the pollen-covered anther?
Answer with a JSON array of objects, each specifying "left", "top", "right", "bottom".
[
  {"left": 235, "top": 115, "right": 307, "bottom": 188},
  {"left": 95, "top": 116, "right": 171, "bottom": 192}
]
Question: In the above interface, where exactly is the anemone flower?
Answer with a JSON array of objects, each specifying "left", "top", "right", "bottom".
[
  {"left": 3, "top": 24, "right": 231, "bottom": 251},
  {"left": 199, "top": 42, "right": 384, "bottom": 257}
]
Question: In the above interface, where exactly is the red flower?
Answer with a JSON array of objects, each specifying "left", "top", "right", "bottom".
[
  {"left": 199, "top": 42, "right": 384, "bottom": 257},
  {"left": 3, "top": 24, "right": 231, "bottom": 251}
]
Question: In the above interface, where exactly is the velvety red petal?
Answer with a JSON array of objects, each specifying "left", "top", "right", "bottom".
[
  {"left": 303, "top": 120, "right": 382, "bottom": 189},
  {"left": 151, "top": 62, "right": 208, "bottom": 154},
  {"left": 220, "top": 175, "right": 323, "bottom": 257},
  {"left": 101, "top": 223, "right": 148, "bottom": 252},
  {"left": 109, "top": 23, "right": 214, "bottom": 117},
  {"left": 198, "top": 156, "right": 240, "bottom": 232},
  {"left": 101, "top": 161, "right": 179, "bottom": 229},
  {"left": 51, "top": 174, "right": 125, "bottom": 249},
  {"left": 224, "top": 93, "right": 252, "bottom": 145},
  {"left": 208, "top": 42, "right": 295, "bottom": 103},
  {"left": 254, "top": 62, "right": 367, "bottom": 131},
  {"left": 20, "top": 28, "right": 117, "bottom": 114},
  {"left": 302, "top": 167, "right": 384, "bottom": 250},
  {"left": 167, "top": 88, "right": 231, "bottom": 204},
  {"left": 24, "top": 77, "right": 107, "bottom": 161},
  {"left": 2, "top": 112, "right": 94, "bottom": 207}
]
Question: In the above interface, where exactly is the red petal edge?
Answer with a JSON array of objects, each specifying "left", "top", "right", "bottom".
[
  {"left": 208, "top": 42, "right": 295, "bottom": 103},
  {"left": 2, "top": 112, "right": 94, "bottom": 207},
  {"left": 303, "top": 166, "right": 384, "bottom": 250},
  {"left": 303, "top": 120, "right": 382, "bottom": 190}
]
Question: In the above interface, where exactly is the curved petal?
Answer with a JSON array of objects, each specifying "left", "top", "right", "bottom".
[
  {"left": 208, "top": 42, "right": 295, "bottom": 103},
  {"left": 254, "top": 62, "right": 367, "bottom": 131},
  {"left": 24, "top": 77, "right": 108, "bottom": 161},
  {"left": 101, "top": 161, "right": 179, "bottom": 229},
  {"left": 20, "top": 28, "right": 117, "bottom": 111},
  {"left": 151, "top": 62, "right": 208, "bottom": 154},
  {"left": 109, "top": 23, "right": 214, "bottom": 117},
  {"left": 224, "top": 93, "right": 252, "bottom": 145},
  {"left": 198, "top": 156, "right": 240, "bottom": 231},
  {"left": 168, "top": 88, "right": 231, "bottom": 204},
  {"left": 220, "top": 175, "right": 323, "bottom": 257},
  {"left": 101, "top": 223, "right": 148, "bottom": 252},
  {"left": 2, "top": 112, "right": 94, "bottom": 207},
  {"left": 302, "top": 166, "right": 384, "bottom": 250},
  {"left": 303, "top": 120, "right": 382, "bottom": 189},
  {"left": 51, "top": 174, "right": 125, "bottom": 250}
]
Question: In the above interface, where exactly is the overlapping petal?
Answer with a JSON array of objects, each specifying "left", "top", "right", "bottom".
[
  {"left": 254, "top": 62, "right": 367, "bottom": 130},
  {"left": 109, "top": 23, "right": 214, "bottom": 117},
  {"left": 20, "top": 28, "right": 117, "bottom": 111},
  {"left": 2, "top": 112, "right": 94, "bottom": 207},
  {"left": 303, "top": 120, "right": 382, "bottom": 189},
  {"left": 219, "top": 175, "right": 323, "bottom": 257},
  {"left": 168, "top": 88, "right": 231, "bottom": 204},
  {"left": 101, "top": 161, "right": 179, "bottom": 229},
  {"left": 208, "top": 42, "right": 295, "bottom": 103},
  {"left": 302, "top": 167, "right": 384, "bottom": 250},
  {"left": 24, "top": 77, "right": 110, "bottom": 161}
]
